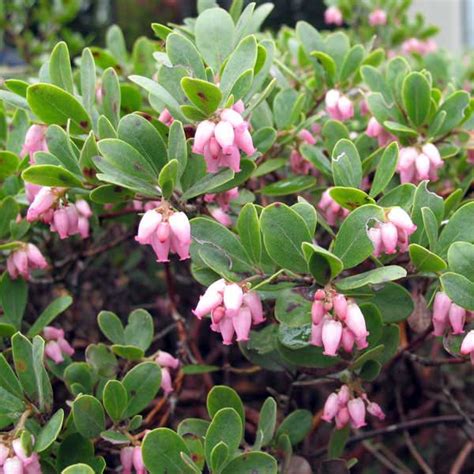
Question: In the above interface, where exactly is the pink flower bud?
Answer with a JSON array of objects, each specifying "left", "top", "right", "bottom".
[
  {"left": 219, "top": 314, "right": 235, "bottom": 345},
  {"left": 324, "top": 6, "right": 343, "bottom": 25},
  {"left": 193, "top": 288, "right": 224, "bottom": 319},
  {"left": 415, "top": 153, "right": 430, "bottom": 180},
  {"left": 232, "top": 100, "right": 245, "bottom": 114},
  {"left": 155, "top": 351, "right": 180, "bottom": 370},
  {"left": 298, "top": 129, "right": 316, "bottom": 145},
  {"left": 210, "top": 207, "right": 232, "bottom": 227},
  {"left": 341, "top": 328, "right": 355, "bottom": 352},
  {"left": 345, "top": 304, "right": 369, "bottom": 340},
  {"left": 3, "top": 456, "right": 24, "bottom": 474},
  {"left": 26, "top": 244, "right": 47, "bottom": 269},
  {"left": 448, "top": 303, "right": 466, "bottom": 335},
  {"left": 12, "top": 250, "right": 29, "bottom": 279},
  {"left": 355, "top": 335, "right": 369, "bottom": 350},
  {"left": 311, "top": 300, "right": 325, "bottom": 325},
  {"left": 233, "top": 306, "right": 252, "bottom": 342},
  {"left": 169, "top": 212, "right": 191, "bottom": 246},
  {"left": 387, "top": 207, "right": 417, "bottom": 234},
  {"left": 432, "top": 292, "right": 451, "bottom": 336},
  {"left": 325, "top": 89, "right": 341, "bottom": 119},
  {"left": 75, "top": 199, "right": 92, "bottom": 218},
  {"left": 214, "top": 121, "right": 235, "bottom": 153},
  {"left": 422, "top": 143, "right": 443, "bottom": 168},
  {"left": 193, "top": 120, "right": 215, "bottom": 154},
  {"left": 369, "top": 8, "right": 387, "bottom": 26},
  {"left": 460, "top": 330, "right": 474, "bottom": 356},
  {"left": 368, "top": 226, "right": 382, "bottom": 257},
  {"left": 160, "top": 367, "right": 173, "bottom": 395},
  {"left": 367, "top": 401, "right": 385, "bottom": 420},
  {"left": 348, "top": 397, "right": 367, "bottom": 428},
  {"left": 58, "top": 338, "right": 75, "bottom": 357},
  {"left": 223, "top": 283, "right": 243, "bottom": 314},
  {"left": 43, "top": 326, "right": 64, "bottom": 340},
  {"left": 321, "top": 392, "right": 339, "bottom": 422},
  {"left": 220, "top": 108, "right": 244, "bottom": 127},
  {"left": 333, "top": 294, "right": 348, "bottom": 320},
  {"left": 335, "top": 406, "right": 350, "bottom": 429},
  {"left": 234, "top": 126, "right": 255, "bottom": 156},
  {"left": 53, "top": 208, "right": 70, "bottom": 240},
  {"left": 0, "top": 443, "right": 10, "bottom": 466},
  {"left": 380, "top": 222, "right": 398, "bottom": 254},
  {"left": 77, "top": 217, "right": 90, "bottom": 239},
  {"left": 120, "top": 446, "right": 134, "bottom": 474},
  {"left": 338, "top": 385, "right": 350, "bottom": 406},
  {"left": 314, "top": 289, "right": 326, "bottom": 301},
  {"left": 366, "top": 117, "right": 383, "bottom": 138},
  {"left": 337, "top": 96, "right": 354, "bottom": 121},
  {"left": 21, "top": 125, "right": 48, "bottom": 160},
  {"left": 132, "top": 446, "right": 146, "bottom": 474},
  {"left": 65, "top": 205, "right": 79, "bottom": 235},
  {"left": 27, "top": 187, "right": 56, "bottom": 222},
  {"left": 321, "top": 319, "right": 342, "bottom": 356},
  {"left": 220, "top": 145, "right": 241, "bottom": 172},
  {"left": 159, "top": 108, "right": 173, "bottom": 126},
  {"left": 45, "top": 341, "right": 64, "bottom": 364},
  {"left": 243, "top": 291, "right": 265, "bottom": 324}
]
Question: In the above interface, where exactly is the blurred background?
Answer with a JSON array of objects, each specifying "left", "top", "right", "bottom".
[{"left": 0, "top": 0, "right": 473, "bottom": 69}]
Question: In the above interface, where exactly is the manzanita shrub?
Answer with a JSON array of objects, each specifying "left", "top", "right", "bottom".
[{"left": 0, "top": 0, "right": 473, "bottom": 472}]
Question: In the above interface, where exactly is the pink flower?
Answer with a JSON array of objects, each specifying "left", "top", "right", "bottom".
[
  {"left": 325, "top": 89, "right": 355, "bottom": 121},
  {"left": 43, "top": 326, "right": 65, "bottom": 340},
  {"left": 193, "top": 279, "right": 225, "bottom": 319},
  {"left": 366, "top": 117, "right": 395, "bottom": 147},
  {"left": 290, "top": 150, "right": 314, "bottom": 175},
  {"left": 333, "top": 294, "right": 348, "bottom": 320},
  {"left": 21, "top": 125, "right": 48, "bottom": 163},
  {"left": 387, "top": 207, "right": 417, "bottom": 234},
  {"left": 448, "top": 303, "right": 466, "bottom": 335},
  {"left": 318, "top": 190, "right": 349, "bottom": 226},
  {"left": 369, "top": 9, "right": 387, "bottom": 26},
  {"left": 298, "top": 129, "right": 316, "bottom": 145},
  {"left": 161, "top": 367, "right": 174, "bottom": 395},
  {"left": 432, "top": 291, "right": 452, "bottom": 336},
  {"left": 322, "top": 319, "right": 343, "bottom": 356},
  {"left": 380, "top": 222, "right": 399, "bottom": 254},
  {"left": 223, "top": 283, "right": 243, "bottom": 315},
  {"left": 155, "top": 351, "right": 180, "bottom": 370},
  {"left": 348, "top": 397, "right": 367, "bottom": 428},
  {"left": 159, "top": 108, "right": 174, "bottom": 126},
  {"left": 367, "top": 401, "right": 385, "bottom": 420},
  {"left": 45, "top": 341, "right": 64, "bottom": 364},
  {"left": 460, "top": 330, "right": 474, "bottom": 364},
  {"left": 345, "top": 304, "right": 369, "bottom": 340},
  {"left": 311, "top": 300, "right": 325, "bottom": 325},
  {"left": 3, "top": 456, "right": 24, "bottom": 474},
  {"left": 132, "top": 446, "right": 146, "bottom": 474},
  {"left": 26, "top": 187, "right": 57, "bottom": 222},
  {"left": 397, "top": 145, "right": 443, "bottom": 184},
  {"left": 193, "top": 121, "right": 216, "bottom": 154},
  {"left": 335, "top": 406, "right": 350, "bottom": 429},
  {"left": 321, "top": 392, "right": 339, "bottom": 422},
  {"left": 233, "top": 306, "right": 252, "bottom": 341},
  {"left": 402, "top": 38, "right": 437, "bottom": 55},
  {"left": 7, "top": 244, "right": 48, "bottom": 280},
  {"left": 42, "top": 327, "right": 74, "bottom": 363},
  {"left": 243, "top": 291, "right": 265, "bottom": 324},
  {"left": 0, "top": 443, "right": 10, "bottom": 466},
  {"left": 120, "top": 446, "right": 134, "bottom": 474},
  {"left": 324, "top": 6, "right": 343, "bottom": 25},
  {"left": 338, "top": 385, "right": 350, "bottom": 406}
]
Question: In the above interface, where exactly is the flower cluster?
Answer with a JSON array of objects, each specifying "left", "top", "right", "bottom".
[
  {"left": 318, "top": 190, "right": 349, "bottom": 226},
  {"left": 310, "top": 289, "right": 369, "bottom": 356},
  {"left": 0, "top": 438, "right": 42, "bottom": 474},
  {"left": 21, "top": 125, "right": 48, "bottom": 163},
  {"left": 368, "top": 9, "right": 387, "bottom": 26},
  {"left": 324, "top": 6, "right": 343, "bottom": 26},
  {"left": 26, "top": 187, "right": 92, "bottom": 240},
  {"left": 368, "top": 207, "right": 417, "bottom": 257},
  {"left": 192, "top": 103, "right": 255, "bottom": 173},
  {"left": 325, "top": 89, "right": 354, "bottom": 121},
  {"left": 366, "top": 117, "right": 395, "bottom": 147},
  {"left": 135, "top": 203, "right": 191, "bottom": 262},
  {"left": 193, "top": 279, "right": 265, "bottom": 345},
  {"left": 7, "top": 244, "right": 48, "bottom": 280},
  {"left": 402, "top": 38, "right": 437, "bottom": 56},
  {"left": 43, "top": 326, "right": 75, "bottom": 364},
  {"left": 397, "top": 144, "right": 444, "bottom": 184},
  {"left": 120, "top": 446, "right": 146, "bottom": 474},
  {"left": 322, "top": 385, "right": 385, "bottom": 429},
  {"left": 289, "top": 129, "right": 317, "bottom": 175},
  {"left": 155, "top": 350, "right": 180, "bottom": 395},
  {"left": 204, "top": 187, "right": 239, "bottom": 227}
]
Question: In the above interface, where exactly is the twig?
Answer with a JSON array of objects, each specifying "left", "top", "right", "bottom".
[
  {"left": 450, "top": 441, "right": 473, "bottom": 474},
  {"left": 361, "top": 440, "right": 409, "bottom": 474},
  {"left": 404, "top": 352, "right": 467, "bottom": 366}
]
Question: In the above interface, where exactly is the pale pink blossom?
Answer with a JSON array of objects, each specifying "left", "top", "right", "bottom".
[
  {"left": 158, "top": 108, "right": 174, "bottom": 126},
  {"left": 325, "top": 89, "right": 354, "bottom": 121},
  {"left": 321, "top": 392, "right": 339, "bottom": 422},
  {"left": 324, "top": 6, "right": 343, "bottom": 25},
  {"left": 368, "top": 9, "right": 387, "bottom": 26},
  {"left": 366, "top": 117, "right": 395, "bottom": 146},
  {"left": 21, "top": 125, "right": 48, "bottom": 163},
  {"left": 448, "top": 303, "right": 466, "bottom": 335},
  {"left": 7, "top": 244, "right": 48, "bottom": 280},
  {"left": 347, "top": 397, "right": 367, "bottom": 428},
  {"left": 120, "top": 446, "right": 134, "bottom": 474},
  {"left": 460, "top": 330, "right": 474, "bottom": 364},
  {"left": 43, "top": 327, "right": 74, "bottom": 363},
  {"left": 432, "top": 291, "right": 451, "bottom": 336},
  {"left": 160, "top": 367, "right": 174, "bottom": 395},
  {"left": 318, "top": 190, "right": 349, "bottom": 226},
  {"left": 132, "top": 446, "right": 146, "bottom": 474},
  {"left": 155, "top": 351, "right": 180, "bottom": 370}
]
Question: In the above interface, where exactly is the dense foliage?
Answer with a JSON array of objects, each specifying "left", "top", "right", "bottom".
[{"left": 0, "top": 0, "right": 473, "bottom": 472}]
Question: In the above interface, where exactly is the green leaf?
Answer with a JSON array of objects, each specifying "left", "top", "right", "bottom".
[
  {"left": 302, "top": 243, "right": 343, "bottom": 285},
  {"left": 123, "top": 309, "right": 154, "bottom": 352},
  {"left": 72, "top": 395, "right": 106, "bottom": 438},
  {"left": 328, "top": 426, "right": 349, "bottom": 459},
  {"left": 98, "top": 311, "right": 125, "bottom": 344},
  {"left": 257, "top": 397, "right": 277, "bottom": 447},
  {"left": 421, "top": 207, "right": 439, "bottom": 249},
  {"left": 383, "top": 121, "right": 418, "bottom": 138},
  {"left": 90, "top": 184, "right": 133, "bottom": 204},
  {"left": 402, "top": 72, "right": 431, "bottom": 127},
  {"left": 102, "top": 68, "right": 121, "bottom": 128},
  {"left": 98, "top": 115, "right": 117, "bottom": 139},
  {"left": 56, "top": 434, "right": 97, "bottom": 472},
  {"left": 436, "top": 202, "right": 474, "bottom": 257},
  {"left": 220, "top": 35, "right": 257, "bottom": 98},
  {"left": 158, "top": 159, "right": 179, "bottom": 199},
  {"left": 195, "top": 8, "right": 235, "bottom": 71},
  {"left": 260, "top": 203, "right": 311, "bottom": 273},
  {"left": 332, "top": 139, "right": 362, "bottom": 188},
  {"left": 447, "top": 242, "right": 474, "bottom": 281},
  {"left": 0, "top": 151, "right": 19, "bottom": 179},
  {"left": 0, "top": 273, "right": 27, "bottom": 329},
  {"left": 292, "top": 200, "right": 317, "bottom": 235},
  {"left": 441, "top": 272, "right": 474, "bottom": 311},
  {"left": 85, "top": 344, "right": 118, "bottom": 379},
  {"left": 0, "top": 354, "right": 23, "bottom": 398},
  {"left": 221, "top": 452, "right": 277, "bottom": 474},
  {"left": 207, "top": 385, "right": 245, "bottom": 428},
  {"left": 275, "top": 289, "right": 311, "bottom": 327},
  {"left": 311, "top": 51, "right": 337, "bottom": 85},
  {"left": 430, "top": 91, "right": 470, "bottom": 137},
  {"left": 252, "top": 158, "right": 286, "bottom": 178},
  {"left": 49, "top": 42, "right": 74, "bottom": 94},
  {"left": 260, "top": 175, "right": 316, "bottom": 196},
  {"left": 409, "top": 244, "right": 447, "bottom": 272},
  {"left": 142, "top": 428, "right": 192, "bottom": 474},
  {"left": 122, "top": 362, "right": 161, "bottom": 418},
  {"left": 181, "top": 77, "right": 222, "bottom": 115},
  {"left": 27, "top": 84, "right": 91, "bottom": 134},
  {"left": 368, "top": 282, "right": 414, "bottom": 323},
  {"left": 205, "top": 408, "right": 242, "bottom": 466},
  {"left": 237, "top": 203, "right": 262, "bottom": 264},
  {"left": 45, "top": 125, "right": 82, "bottom": 176},
  {"left": 178, "top": 418, "right": 210, "bottom": 438},
  {"left": 329, "top": 187, "right": 374, "bottom": 211},
  {"left": 167, "top": 33, "right": 206, "bottom": 80},
  {"left": 273, "top": 89, "right": 301, "bottom": 129},
  {"left": 35, "top": 409, "right": 64, "bottom": 452},
  {"left": 27, "top": 296, "right": 73, "bottom": 337},
  {"left": 351, "top": 344, "right": 385, "bottom": 370},
  {"left": 336, "top": 266, "right": 407, "bottom": 291},
  {"left": 103, "top": 380, "right": 128, "bottom": 423},
  {"left": 210, "top": 442, "right": 229, "bottom": 473},
  {"left": 111, "top": 344, "right": 144, "bottom": 361},
  {"left": 208, "top": 159, "right": 256, "bottom": 193},
  {"left": 339, "top": 44, "right": 365, "bottom": 82},
  {"left": 370, "top": 142, "right": 399, "bottom": 197},
  {"left": 31, "top": 336, "right": 53, "bottom": 411},
  {"left": 168, "top": 120, "right": 188, "bottom": 179},
  {"left": 4, "top": 79, "right": 28, "bottom": 97},
  {"left": 276, "top": 410, "right": 312, "bottom": 445},
  {"left": 22, "top": 165, "right": 82, "bottom": 188},
  {"left": 333, "top": 204, "right": 384, "bottom": 269},
  {"left": 80, "top": 48, "right": 97, "bottom": 117},
  {"left": 62, "top": 464, "right": 95, "bottom": 474},
  {"left": 181, "top": 168, "right": 234, "bottom": 200},
  {"left": 106, "top": 25, "right": 128, "bottom": 63}
]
